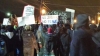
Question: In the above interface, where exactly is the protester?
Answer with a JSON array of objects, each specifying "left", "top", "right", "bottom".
[
  {"left": 1, "top": 12, "right": 100, "bottom": 56},
  {"left": 21, "top": 25, "right": 38, "bottom": 56},
  {"left": 59, "top": 24, "right": 71, "bottom": 56},
  {"left": 53, "top": 22, "right": 61, "bottom": 56},
  {"left": 45, "top": 25, "right": 54, "bottom": 56},
  {"left": 70, "top": 14, "right": 95, "bottom": 56},
  {"left": 92, "top": 25, "right": 100, "bottom": 56},
  {"left": 89, "top": 24, "right": 97, "bottom": 34},
  {"left": 0, "top": 25, "right": 7, "bottom": 56},
  {"left": 5, "top": 25, "right": 15, "bottom": 56},
  {"left": 13, "top": 25, "right": 23, "bottom": 56},
  {"left": 36, "top": 22, "right": 45, "bottom": 56}
]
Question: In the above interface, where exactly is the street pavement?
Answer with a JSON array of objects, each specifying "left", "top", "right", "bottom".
[{"left": 37, "top": 48, "right": 55, "bottom": 56}]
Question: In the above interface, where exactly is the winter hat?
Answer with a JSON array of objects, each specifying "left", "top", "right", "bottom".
[
  {"left": 75, "top": 14, "right": 89, "bottom": 28},
  {"left": 24, "top": 25, "right": 32, "bottom": 31},
  {"left": 47, "top": 25, "right": 53, "bottom": 34}
]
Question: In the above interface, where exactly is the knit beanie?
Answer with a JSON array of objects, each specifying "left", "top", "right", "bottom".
[
  {"left": 75, "top": 14, "right": 89, "bottom": 28},
  {"left": 47, "top": 26, "right": 53, "bottom": 34}
]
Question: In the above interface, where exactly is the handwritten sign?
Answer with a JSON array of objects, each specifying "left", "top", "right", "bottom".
[
  {"left": 3, "top": 18, "right": 11, "bottom": 25},
  {"left": 17, "top": 17, "right": 24, "bottom": 27},
  {"left": 22, "top": 5, "right": 35, "bottom": 17},
  {"left": 66, "top": 8, "right": 75, "bottom": 24},
  {"left": 17, "top": 15, "right": 35, "bottom": 27},
  {"left": 41, "top": 15, "right": 58, "bottom": 24}
]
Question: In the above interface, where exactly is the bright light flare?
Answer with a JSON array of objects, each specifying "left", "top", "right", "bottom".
[
  {"left": 7, "top": 12, "right": 11, "bottom": 16},
  {"left": 41, "top": 9, "right": 46, "bottom": 14},
  {"left": 74, "top": 19, "right": 77, "bottom": 23},
  {"left": 92, "top": 20, "right": 95, "bottom": 24},
  {"left": 98, "top": 17, "right": 100, "bottom": 20}
]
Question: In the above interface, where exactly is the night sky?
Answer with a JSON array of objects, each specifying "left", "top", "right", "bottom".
[{"left": 0, "top": 0, "right": 100, "bottom": 23}]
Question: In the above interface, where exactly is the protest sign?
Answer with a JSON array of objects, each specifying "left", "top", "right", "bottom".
[
  {"left": 24, "top": 15, "right": 35, "bottom": 25},
  {"left": 22, "top": 5, "right": 35, "bottom": 17},
  {"left": 41, "top": 15, "right": 58, "bottom": 25},
  {"left": 17, "top": 17, "right": 25, "bottom": 27},
  {"left": 17, "top": 15, "right": 35, "bottom": 27},
  {"left": 66, "top": 8, "right": 75, "bottom": 24},
  {"left": 3, "top": 18, "right": 11, "bottom": 25}
]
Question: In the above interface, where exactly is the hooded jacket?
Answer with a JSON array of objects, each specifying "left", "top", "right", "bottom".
[{"left": 70, "top": 14, "right": 95, "bottom": 56}]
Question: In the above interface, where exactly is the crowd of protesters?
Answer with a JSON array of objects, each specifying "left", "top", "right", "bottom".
[{"left": 0, "top": 14, "right": 100, "bottom": 56}]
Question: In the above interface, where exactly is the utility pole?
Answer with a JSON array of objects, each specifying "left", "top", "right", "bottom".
[
  {"left": 40, "top": 0, "right": 43, "bottom": 15},
  {"left": 39, "top": 0, "right": 43, "bottom": 23}
]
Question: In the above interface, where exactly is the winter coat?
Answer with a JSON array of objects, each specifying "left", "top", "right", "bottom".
[
  {"left": 92, "top": 31, "right": 100, "bottom": 47},
  {"left": 53, "top": 26, "right": 61, "bottom": 49},
  {"left": 13, "top": 28, "right": 23, "bottom": 56},
  {"left": 21, "top": 30, "right": 38, "bottom": 56},
  {"left": 92, "top": 31, "right": 100, "bottom": 56},
  {"left": 36, "top": 29, "right": 45, "bottom": 47},
  {"left": 60, "top": 33, "right": 71, "bottom": 56},
  {"left": 70, "top": 28, "right": 95, "bottom": 56},
  {"left": 45, "top": 33, "right": 54, "bottom": 52}
]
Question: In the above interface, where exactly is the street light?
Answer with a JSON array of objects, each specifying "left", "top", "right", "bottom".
[
  {"left": 97, "top": 12, "right": 100, "bottom": 25},
  {"left": 92, "top": 20, "right": 95, "bottom": 24},
  {"left": 6, "top": 12, "right": 11, "bottom": 16},
  {"left": 98, "top": 17, "right": 100, "bottom": 20},
  {"left": 74, "top": 19, "right": 77, "bottom": 23},
  {"left": 41, "top": 8, "right": 46, "bottom": 15}
]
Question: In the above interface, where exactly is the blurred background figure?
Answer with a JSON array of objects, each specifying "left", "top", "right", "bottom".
[{"left": 70, "top": 14, "right": 95, "bottom": 56}]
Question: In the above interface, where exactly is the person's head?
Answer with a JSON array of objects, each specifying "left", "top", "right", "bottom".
[
  {"left": 75, "top": 14, "right": 89, "bottom": 29},
  {"left": 24, "top": 25, "right": 32, "bottom": 31},
  {"left": 89, "top": 24, "right": 97, "bottom": 32},
  {"left": 40, "top": 22, "right": 43, "bottom": 26},
  {"left": 61, "top": 26, "right": 67, "bottom": 34}
]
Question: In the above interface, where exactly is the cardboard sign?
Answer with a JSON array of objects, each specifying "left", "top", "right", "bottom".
[
  {"left": 17, "top": 15, "right": 35, "bottom": 27},
  {"left": 17, "top": 17, "right": 25, "bottom": 27},
  {"left": 66, "top": 8, "right": 75, "bottom": 24},
  {"left": 22, "top": 5, "right": 35, "bottom": 17},
  {"left": 24, "top": 15, "right": 35, "bottom": 25},
  {"left": 3, "top": 18, "right": 11, "bottom": 25},
  {"left": 41, "top": 15, "right": 58, "bottom": 24}
]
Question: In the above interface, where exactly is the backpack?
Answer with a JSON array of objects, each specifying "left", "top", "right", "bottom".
[{"left": 0, "top": 38, "right": 7, "bottom": 56}]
